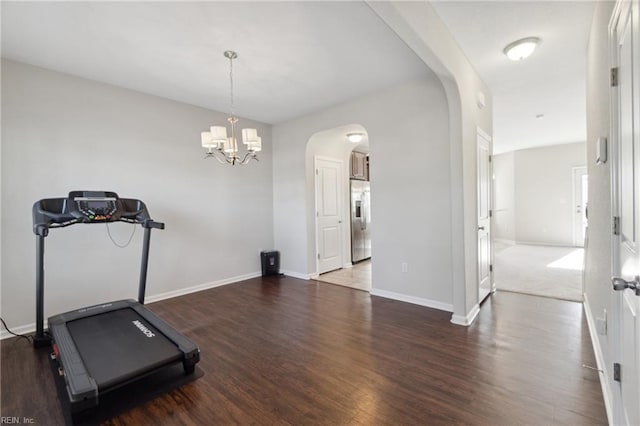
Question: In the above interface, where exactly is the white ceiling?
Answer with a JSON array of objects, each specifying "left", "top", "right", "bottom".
[
  {"left": 2, "top": 2, "right": 598, "bottom": 153},
  {"left": 1, "top": 1, "right": 430, "bottom": 125},
  {"left": 431, "top": 1, "right": 596, "bottom": 154}
]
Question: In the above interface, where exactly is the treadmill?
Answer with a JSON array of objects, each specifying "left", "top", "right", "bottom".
[{"left": 32, "top": 191, "right": 200, "bottom": 417}]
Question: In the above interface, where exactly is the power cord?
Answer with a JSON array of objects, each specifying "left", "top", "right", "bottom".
[
  {"left": 106, "top": 222, "right": 136, "bottom": 248},
  {"left": 0, "top": 317, "right": 33, "bottom": 343}
]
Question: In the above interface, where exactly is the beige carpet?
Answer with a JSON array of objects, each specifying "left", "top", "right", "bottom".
[{"left": 494, "top": 243, "right": 584, "bottom": 302}]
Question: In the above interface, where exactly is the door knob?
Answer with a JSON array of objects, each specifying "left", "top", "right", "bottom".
[
  {"left": 478, "top": 226, "right": 485, "bottom": 231},
  {"left": 612, "top": 276, "right": 640, "bottom": 295}
]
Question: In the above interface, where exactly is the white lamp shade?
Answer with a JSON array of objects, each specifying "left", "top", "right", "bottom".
[
  {"left": 242, "top": 128, "right": 259, "bottom": 144},
  {"left": 201, "top": 121, "right": 262, "bottom": 160},
  {"left": 248, "top": 136, "right": 262, "bottom": 152},
  {"left": 201, "top": 131, "right": 215, "bottom": 148},
  {"left": 210, "top": 126, "right": 228, "bottom": 142}
]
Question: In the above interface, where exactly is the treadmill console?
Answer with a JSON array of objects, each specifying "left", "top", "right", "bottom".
[
  {"left": 69, "top": 191, "right": 119, "bottom": 222},
  {"left": 33, "top": 190, "right": 158, "bottom": 236}
]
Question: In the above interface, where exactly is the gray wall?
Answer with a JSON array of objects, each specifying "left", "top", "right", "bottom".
[
  {"left": 273, "top": 75, "right": 454, "bottom": 309},
  {"left": 584, "top": 0, "right": 616, "bottom": 420},
  {"left": 368, "top": 1, "right": 494, "bottom": 322},
  {"left": 494, "top": 142, "right": 586, "bottom": 246},
  {"left": 1, "top": 60, "right": 274, "bottom": 331}
]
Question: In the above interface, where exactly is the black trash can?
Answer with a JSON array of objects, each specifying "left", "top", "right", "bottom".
[{"left": 260, "top": 251, "right": 280, "bottom": 277}]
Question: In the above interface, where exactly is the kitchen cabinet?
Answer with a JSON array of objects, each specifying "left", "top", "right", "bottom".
[{"left": 350, "top": 151, "right": 369, "bottom": 181}]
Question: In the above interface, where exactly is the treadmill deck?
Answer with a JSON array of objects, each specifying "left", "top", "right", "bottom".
[{"left": 66, "top": 307, "right": 182, "bottom": 390}]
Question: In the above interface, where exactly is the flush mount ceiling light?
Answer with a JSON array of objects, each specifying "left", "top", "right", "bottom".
[
  {"left": 200, "top": 51, "right": 261, "bottom": 165},
  {"left": 503, "top": 37, "right": 541, "bottom": 61},
  {"left": 347, "top": 133, "right": 365, "bottom": 143}
]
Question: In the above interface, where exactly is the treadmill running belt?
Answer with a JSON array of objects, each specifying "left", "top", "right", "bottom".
[{"left": 67, "top": 308, "right": 182, "bottom": 390}]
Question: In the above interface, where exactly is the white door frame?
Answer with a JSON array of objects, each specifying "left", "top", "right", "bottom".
[
  {"left": 314, "top": 155, "right": 344, "bottom": 275},
  {"left": 477, "top": 127, "right": 494, "bottom": 303},
  {"left": 610, "top": 1, "right": 640, "bottom": 423},
  {"left": 572, "top": 166, "right": 588, "bottom": 247}
]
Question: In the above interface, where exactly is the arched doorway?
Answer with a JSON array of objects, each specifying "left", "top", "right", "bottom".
[{"left": 305, "top": 124, "right": 372, "bottom": 292}]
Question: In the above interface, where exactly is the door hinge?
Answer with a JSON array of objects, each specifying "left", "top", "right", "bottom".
[
  {"left": 316, "top": 169, "right": 318, "bottom": 175},
  {"left": 611, "top": 67, "right": 619, "bottom": 87},
  {"left": 317, "top": 253, "right": 320, "bottom": 260},
  {"left": 614, "top": 362, "right": 621, "bottom": 382},
  {"left": 489, "top": 155, "right": 492, "bottom": 163},
  {"left": 489, "top": 264, "right": 493, "bottom": 272},
  {"left": 489, "top": 209, "right": 493, "bottom": 218},
  {"left": 613, "top": 216, "right": 620, "bottom": 235}
]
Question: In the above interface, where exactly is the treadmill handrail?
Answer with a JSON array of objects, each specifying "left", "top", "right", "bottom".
[{"left": 32, "top": 192, "right": 165, "bottom": 346}]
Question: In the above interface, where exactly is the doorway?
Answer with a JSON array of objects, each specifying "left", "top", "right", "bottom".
[
  {"left": 306, "top": 125, "right": 372, "bottom": 292},
  {"left": 491, "top": 144, "right": 587, "bottom": 302}
]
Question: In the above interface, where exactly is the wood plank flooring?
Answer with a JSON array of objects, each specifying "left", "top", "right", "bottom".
[{"left": 1, "top": 276, "right": 606, "bottom": 425}]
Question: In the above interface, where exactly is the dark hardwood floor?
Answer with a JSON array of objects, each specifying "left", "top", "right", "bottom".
[{"left": 1, "top": 276, "right": 607, "bottom": 425}]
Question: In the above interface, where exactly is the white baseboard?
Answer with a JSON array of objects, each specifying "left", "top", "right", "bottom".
[
  {"left": 281, "top": 270, "right": 312, "bottom": 280},
  {"left": 145, "top": 271, "right": 262, "bottom": 304},
  {"left": 370, "top": 288, "right": 453, "bottom": 312},
  {"left": 0, "top": 271, "right": 262, "bottom": 340},
  {"left": 583, "top": 294, "right": 613, "bottom": 425},
  {"left": 494, "top": 238, "right": 515, "bottom": 245},
  {"left": 450, "top": 303, "right": 480, "bottom": 326},
  {"left": 0, "top": 322, "right": 39, "bottom": 340},
  {"left": 515, "top": 240, "right": 576, "bottom": 248}
]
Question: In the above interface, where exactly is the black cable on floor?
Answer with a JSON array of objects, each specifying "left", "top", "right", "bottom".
[{"left": 0, "top": 317, "right": 32, "bottom": 343}]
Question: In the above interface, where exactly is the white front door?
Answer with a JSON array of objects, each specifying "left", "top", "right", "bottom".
[
  {"left": 477, "top": 129, "right": 492, "bottom": 303},
  {"left": 315, "top": 157, "right": 343, "bottom": 274},
  {"left": 611, "top": 2, "right": 640, "bottom": 424},
  {"left": 573, "top": 167, "right": 588, "bottom": 247}
]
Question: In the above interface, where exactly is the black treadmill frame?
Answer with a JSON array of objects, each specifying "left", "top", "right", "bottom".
[
  {"left": 48, "top": 300, "right": 199, "bottom": 413},
  {"left": 32, "top": 191, "right": 200, "bottom": 416},
  {"left": 33, "top": 192, "right": 162, "bottom": 346}
]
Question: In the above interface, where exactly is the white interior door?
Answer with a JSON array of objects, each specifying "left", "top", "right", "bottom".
[
  {"left": 315, "top": 157, "right": 343, "bottom": 274},
  {"left": 477, "top": 129, "right": 492, "bottom": 303},
  {"left": 573, "top": 167, "right": 588, "bottom": 247},
  {"left": 611, "top": 2, "right": 640, "bottom": 424}
]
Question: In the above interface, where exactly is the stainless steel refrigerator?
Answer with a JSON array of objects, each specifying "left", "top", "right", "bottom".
[{"left": 351, "top": 180, "right": 371, "bottom": 263}]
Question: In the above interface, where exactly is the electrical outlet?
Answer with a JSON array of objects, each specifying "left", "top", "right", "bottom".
[{"left": 401, "top": 262, "right": 408, "bottom": 273}]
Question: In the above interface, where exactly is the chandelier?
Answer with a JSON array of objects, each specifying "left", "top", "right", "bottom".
[{"left": 201, "top": 51, "right": 261, "bottom": 165}]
